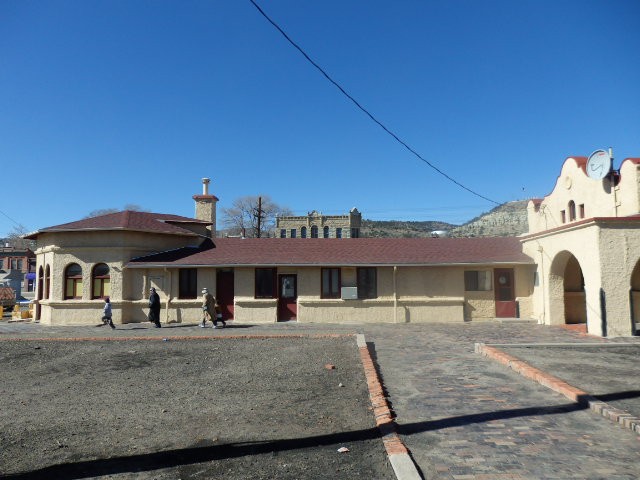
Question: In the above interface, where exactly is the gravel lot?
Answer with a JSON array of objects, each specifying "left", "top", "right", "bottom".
[{"left": 0, "top": 336, "right": 393, "bottom": 479}]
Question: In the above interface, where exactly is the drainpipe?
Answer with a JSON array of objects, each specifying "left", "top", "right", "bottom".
[
  {"left": 538, "top": 245, "right": 546, "bottom": 324},
  {"left": 393, "top": 266, "right": 398, "bottom": 323},
  {"left": 164, "top": 267, "right": 171, "bottom": 324},
  {"left": 599, "top": 288, "right": 607, "bottom": 337},
  {"left": 629, "top": 288, "right": 637, "bottom": 336}
]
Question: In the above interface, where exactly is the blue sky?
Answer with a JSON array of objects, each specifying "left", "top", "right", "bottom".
[{"left": 1, "top": 0, "right": 639, "bottom": 237}]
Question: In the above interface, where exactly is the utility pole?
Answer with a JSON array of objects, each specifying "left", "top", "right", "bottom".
[{"left": 256, "top": 196, "right": 263, "bottom": 238}]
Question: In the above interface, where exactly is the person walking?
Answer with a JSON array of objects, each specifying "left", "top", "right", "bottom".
[
  {"left": 101, "top": 297, "right": 115, "bottom": 329},
  {"left": 148, "top": 287, "right": 161, "bottom": 328},
  {"left": 201, "top": 287, "right": 225, "bottom": 329}
]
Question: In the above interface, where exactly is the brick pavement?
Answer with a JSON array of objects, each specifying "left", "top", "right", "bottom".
[{"left": 2, "top": 320, "right": 640, "bottom": 479}]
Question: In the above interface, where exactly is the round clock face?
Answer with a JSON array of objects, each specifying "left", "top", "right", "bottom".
[{"left": 587, "top": 150, "right": 611, "bottom": 180}]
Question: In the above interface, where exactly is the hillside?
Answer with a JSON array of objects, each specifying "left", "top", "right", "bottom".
[
  {"left": 363, "top": 200, "right": 529, "bottom": 238},
  {"left": 360, "top": 219, "right": 456, "bottom": 238}
]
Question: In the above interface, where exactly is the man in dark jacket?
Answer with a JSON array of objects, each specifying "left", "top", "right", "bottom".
[{"left": 148, "top": 287, "right": 161, "bottom": 328}]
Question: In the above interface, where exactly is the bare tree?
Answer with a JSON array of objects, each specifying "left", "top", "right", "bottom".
[
  {"left": 221, "top": 195, "right": 292, "bottom": 238},
  {"left": 3, "top": 225, "right": 34, "bottom": 249},
  {"left": 85, "top": 204, "right": 144, "bottom": 218}
]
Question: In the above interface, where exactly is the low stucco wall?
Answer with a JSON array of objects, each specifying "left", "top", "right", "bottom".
[
  {"left": 233, "top": 299, "right": 278, "bottom": 323},
  {"left": 298, "top": 296, "right": 465, "bottom": 323}
]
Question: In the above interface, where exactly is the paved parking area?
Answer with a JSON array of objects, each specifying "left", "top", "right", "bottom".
[{"left": 2, "top": 320, "right": 640, "bottom": 479}]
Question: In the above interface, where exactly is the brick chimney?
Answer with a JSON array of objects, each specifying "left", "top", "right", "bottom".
[{"left": 193, "top": 177, "right": 218, "bottom": 238}]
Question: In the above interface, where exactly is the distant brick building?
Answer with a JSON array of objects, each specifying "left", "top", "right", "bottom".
[
  {"left": 276, "top": 208, "right": 362, "bottom": 239},
  {"left": 0, "top": 246, "right": 36, "bottom": 294}
]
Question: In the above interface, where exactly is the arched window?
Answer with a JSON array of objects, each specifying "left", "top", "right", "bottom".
[
  {"left": 323, "top": 226, "right": 330, "bottom": 238},
  {"left": 64, "top": 263, "right": 83, "bottom": 299},
  {"left": 92, "top": 263, "right": 110, "bottom": 299},
  {"left": 568, "top": 201, "right": 576, "bottom": 221},
  {"left": 311, "top": 225, "right": 318, "bottom": 238},
  {"left": 37, "top": 266, "right": 44, "bottom": 301},
  {"left": 301, "top": 226, "right": 307, "bottom": 238},
  {"left": 45, "top": 265, "right": 51, "bottom": 299}
]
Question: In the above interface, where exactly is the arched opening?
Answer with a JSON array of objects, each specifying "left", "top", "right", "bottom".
[
  {"left": 36, "top": 266, "right": 44, "bottom": 321},
  {"left": 548, "top": 251, "right": 587, "bottom": 325},
  {"left": 311, "top": 225, "right": 318, "bottom": 238},
  {"left": 92, "top": 263, "right": 110, "bottom": 299},
  {"left": 323, "top": 226, "right": 329, "bottom": 238},
  {"left": 37, "top": 267, "right": 44, "bottom": 301},
  {"left": 64, "top": 263, "right": 83, "bottom": 300},
  {"left": 568, "top": 201, "right": 576, "bottom": 221},
  {"left": 300, "top": 226, "right": 307, "bottom": 238},
  {"left": 44, "top": 265, "right": 51, "bottom": 299},
  {"left": 563, "top": 255, "right": 586, "bottom": 324}
]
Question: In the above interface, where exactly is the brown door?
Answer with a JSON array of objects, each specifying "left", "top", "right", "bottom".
[
  {"left": 278, "top": 274, "right": 297, "bottom": 321},
  {"left": 494, "top": 268, "right": 517, "bottom": 318},
  {"left": 216, "top": 270, "right": 234, "bottom": 320}
]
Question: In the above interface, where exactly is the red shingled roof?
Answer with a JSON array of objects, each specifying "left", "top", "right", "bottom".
[
  {"left": 127, "top": 237, "right": 532, "bottom": 267},
  {"left": 27, "top": 210, "right": 208, "bottom": 238}
]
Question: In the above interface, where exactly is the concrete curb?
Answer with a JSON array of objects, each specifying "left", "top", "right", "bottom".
[
  {"left": 357, "top": 334, "right": 422, "bottom": 480},
  {"left": 476, "top": 342, "right": 640, "bottom": 436}
]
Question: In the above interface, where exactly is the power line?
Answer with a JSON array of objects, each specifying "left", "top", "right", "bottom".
[
  {"left": 0, "top": 209, "right": 25, "bottom": 229},
  {"left": 248, "top": 0, "right": 500, "bottom": 206}
]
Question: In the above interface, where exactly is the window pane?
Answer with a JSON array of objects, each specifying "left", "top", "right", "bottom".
[
  {"left": 321, "top": 268, "right": 340, "bottom": 298},
  {"left": 357, "top": 267, "right": 376, "bottom": 299},
  {"left": 256, "top": 268, "right": 275, "bottom": 298},
  {"left": 290, "top": 229, "right": 296, "bottom": 238},
  {"left": 323, "top": 226, "right": 329, "bottom": 238},
  {"left": 301, "top": 227, "right": 307, "bottom": 238},
  {"left": 66, "top": 279, "right": 74, "bottom": 298},
  {"left": 179, "top": 269, "right": 197, "bottom": 299},
  {"left": 464, "top": 271, "right": 478, "bottom": 291},
  {"left": 322, "top": 270, "right": 330, "bottom": 296},
  {"left": 94, "top": 263, "right": 109, "bottom": 276},
  {"left": 93, "top": 280, "right": 101, "bottom": 298},
  {"left": 103, "top": 279, "right": 111, "bottom": 296},
  {"left": 67, "top": 263, "right": 82, "bottom": 276},
  {"left": 331, "top": 269, "right": 339, "bottom": 296},
  {"left": 465, "top": 271, "right": 491, "bottom": 291},
  {"left": 480, "top": 271, "right": 492, "bottom": 290},
  {"left": 76, "top": 279, "right": 83, "bottom": 297}
]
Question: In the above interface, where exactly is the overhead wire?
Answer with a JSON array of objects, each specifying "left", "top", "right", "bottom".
[{"left": 248, "top": 0, "right": 501, "bottom": 206}]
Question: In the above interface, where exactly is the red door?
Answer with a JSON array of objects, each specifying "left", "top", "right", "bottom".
[
  {"left": 216, "top": 270, "right": 234, "bottom": 320},
  {"left": 278, "top": 274, "right": 297, "bottom": 321},
  {"left": 494, "top": 268, "right": 517, "bottom": 318}
]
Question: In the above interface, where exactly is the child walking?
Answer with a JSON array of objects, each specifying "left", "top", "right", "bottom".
[{"left": 102, "top": 297, "right": 115, "bottom": 329}]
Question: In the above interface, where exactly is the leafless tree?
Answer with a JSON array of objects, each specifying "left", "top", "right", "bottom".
[
  {"left": 221, "top": 195, "right": 292, "bottom": 238},
  {"left": 85, "top": 204, "right": 144, "bottom": 218},
  {"left": 3, "top": 225, "right": 34, "bottom": 249}
]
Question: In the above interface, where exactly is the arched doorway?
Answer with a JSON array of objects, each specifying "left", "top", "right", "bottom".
[
  {"left": 548, "top": 251, "right": 587, "bottom": 325},
  {"left": 563, "top": 256, "right": 586, "bottom": 324}
]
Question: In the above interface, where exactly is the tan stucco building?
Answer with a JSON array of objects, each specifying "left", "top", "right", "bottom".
[
  {"left": 522, "top": 155, "right": 640, "bottom": 337},
  {"left": 26, "top": 155, "right": 640, "bottom": 337}
]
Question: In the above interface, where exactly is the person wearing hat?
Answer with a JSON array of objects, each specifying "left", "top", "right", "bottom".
[
  {"left": 201, "top": 287, "right": 225, "bottom": 328},
  {"left": 148, "top": 287, "right": 161, "bottom": 328}
]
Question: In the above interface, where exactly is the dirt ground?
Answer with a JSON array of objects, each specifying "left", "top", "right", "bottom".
[{"left": 0, "top": 336, "right": 394, "bottom": 479}]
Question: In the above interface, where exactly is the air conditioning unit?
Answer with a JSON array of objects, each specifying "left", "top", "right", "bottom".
[{"left": 341, "top": 287, "right": 358, "bottom": 300}]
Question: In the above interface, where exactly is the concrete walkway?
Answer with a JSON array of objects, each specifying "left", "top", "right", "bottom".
[{"left": 2, "top": 319, "right": 640, "bottom": 479}]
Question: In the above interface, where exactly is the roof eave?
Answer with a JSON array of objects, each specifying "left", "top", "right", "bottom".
[{"left": 125, "top": 260, "right": 534, "bottom": 269}]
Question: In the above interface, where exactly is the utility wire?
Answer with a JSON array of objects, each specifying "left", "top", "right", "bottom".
[
  {"left": 249, "top": 0, "right": 500, "bottom": 205},
  {"left": 0, "top": 209, "right": 25, "bottom": 229}
]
